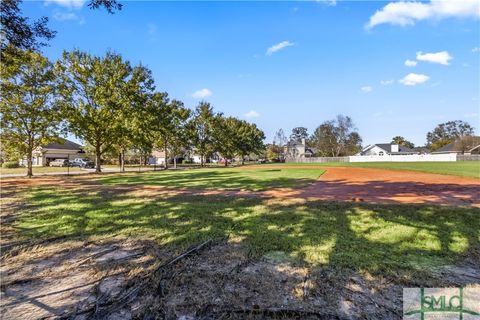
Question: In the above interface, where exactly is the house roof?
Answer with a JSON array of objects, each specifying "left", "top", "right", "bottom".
[
  {"left": 363, "top": 143, "right": 416, "bottom": 154},
  {"left": 43, "top": 139, "right": 83, "bottom": 150},
  {"left": 433, "top": 136, "right": 480, "bottom": 153},
  {"left": 374, "top": 143, "right": 415, "bottom": 153}
]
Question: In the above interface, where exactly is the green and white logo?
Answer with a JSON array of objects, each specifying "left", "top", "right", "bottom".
[{"left": 403, "top": 287, "right": 480, "bottom": 320}]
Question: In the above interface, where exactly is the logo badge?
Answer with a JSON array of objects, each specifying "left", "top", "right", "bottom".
[{"left": 403, "top": 287, "right": 480, "bottom": 319}]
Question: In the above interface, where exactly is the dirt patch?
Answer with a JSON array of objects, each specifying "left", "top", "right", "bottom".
[
  {"left": 2, "top": 238, "right": 478, "bottom": 319},
  {"left": 254, "top": 166, "right": 479, "bottom": 206}
]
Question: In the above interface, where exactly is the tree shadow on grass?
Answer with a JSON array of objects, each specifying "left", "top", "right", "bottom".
[
  {"left": 17, "top": 186, "right": 480, "bottom": 276},
  {"left": 8, "top": 185, "right": 480, "bottom": 317},
  {"left": 96, "top": 168, "right": 323, "bottom": 191}
]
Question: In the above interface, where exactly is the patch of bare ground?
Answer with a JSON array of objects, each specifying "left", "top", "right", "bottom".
[{"left": 2, "top": 237, "right": 479, "bottom": 319}]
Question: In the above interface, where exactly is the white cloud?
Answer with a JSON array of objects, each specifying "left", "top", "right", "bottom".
[
  {"left": 404, "top": 59, "right": 417, "bottom": 67},
  {"left": 472, "top": 47, "right": 480, "bottom": 52},
  {"left": 380, "top": 79, "right": 394, "bottom": 85},
  {"left": 416, "top": 51, "right": 453, "bottom": 65},
  {"left": 366, "top": 0, "right": 480, "bottom": 29},
  {"left": 399, "top": 73, "right": 430, "bottom": 86},
  {"left": 192, "top": 88, "right": 212, "bottom": 99},
  {"left": 361, "top": 86, "right": 373, "bottom": 93},
  {"left": 52, "top": 10, "right": 84, "bottom": 23},
  {"left": 45, "top": 0, "right": 85, "bottom": 9},
  {"left": 317, "top": 0, "right": 337, "bottom": 6},
  {"left": 266, "top": 41, "right": 295, "bottom": 56},
  {"left": 245, "top": 110, "right": 260, "bottom": 118}
]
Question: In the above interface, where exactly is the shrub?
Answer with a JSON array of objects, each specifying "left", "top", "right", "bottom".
[
  {"left": 2, "top": 161, "right": 20, "bottom": 168},
  {"left": 182, "top": 159, "right": 192, "bottom": 164}
]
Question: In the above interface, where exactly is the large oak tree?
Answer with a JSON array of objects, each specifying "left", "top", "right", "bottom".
[
  {"left": 56, "top": 50, "right": 152, "bottom": 172},
  {"left": 0, "top": 49, "right": 60, "bottom": 176}
]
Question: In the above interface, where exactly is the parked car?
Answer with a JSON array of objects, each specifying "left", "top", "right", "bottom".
[
  {"left": 49, "top": 159, "right": 70, "bottom": 167},
  {"left": 72, "top": 158, "right": 95, "bottom": 168},
  {"left": 257, "top": 159, "right": 267, "bottom": 164}
]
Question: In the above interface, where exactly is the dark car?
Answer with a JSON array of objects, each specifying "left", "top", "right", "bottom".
[{"left": 72, "top": 158, "right": 95, "bottom": 168}]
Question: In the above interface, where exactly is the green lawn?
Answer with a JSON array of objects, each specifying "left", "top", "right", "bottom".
[
  {"left": 279, "top": 161, "right": 480, "bottom": 178},
  {"left": 98, "top": 167, "right": 326, "bottom": 191},
  {"left": 0, "top": 166, "right": 84, "bottom": 175},
  {"left": 16, "top": 186, "right": 479, "bottom": 277}
]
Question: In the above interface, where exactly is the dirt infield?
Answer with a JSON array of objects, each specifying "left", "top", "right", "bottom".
[
  {"left": 2, "top": 166, "right": 479, "bottom": 206},
  {"left": 259, "top": 166, "right": 480, "bottom": 206}
]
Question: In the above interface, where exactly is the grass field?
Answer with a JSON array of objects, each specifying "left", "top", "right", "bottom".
[
  {"left": 15, "top": 184, "right": 478, "bottom": 276},
  {"left": 279, "top": 161, "right": 480, "bottom": 178},
  {"left": 3, "top": 164, "right": 479, "bottom": 317},
  {"left": 99, "top": 167, "right": 326, "bottom": 191}
]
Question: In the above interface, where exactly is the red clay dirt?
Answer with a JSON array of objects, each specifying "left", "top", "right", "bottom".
[
  {"left": 259, "top": 166, "right": 480, "bottom": 206},
  {"left": 2, "top": 166, "right": 479, "bottom": 206}
]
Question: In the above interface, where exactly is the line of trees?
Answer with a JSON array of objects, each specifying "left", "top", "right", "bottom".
[
  {"left": 1, "top": 48, "right": 265, "bottom": 176},
  {"left": 265, "top": 118, "right": 476, "bottom": 161},
  {"left": 266, "top": 115, "right": 363, "bottom": 160}
]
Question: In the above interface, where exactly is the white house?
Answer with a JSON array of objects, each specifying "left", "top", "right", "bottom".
[
  {"left": 358, "top": 143, "right": 417, "bottom": 156},
  {"left": 148, "top": 150, "right": 166, "bottom": 165}
]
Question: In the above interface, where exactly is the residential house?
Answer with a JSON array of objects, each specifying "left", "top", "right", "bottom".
[
  {"left": 432, "top": 136, "right": 480, "bottom": 155},
  {"left": 20, "top": 138, "right": 84, "bottom": 167},
  {"left": 358, "top": 143, "right": 417, "bottom": 156},
  {"left": 284, "top": 139, "right": 314, "bottom": 159},
  {"left": 148, "top": 150, "right": 166, "bottom": 165}
]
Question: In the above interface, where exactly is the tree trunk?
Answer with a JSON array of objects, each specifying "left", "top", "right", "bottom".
[
  {"left": 164, "top": 139, "right": 168, "bottom": 169},
  {"left": 200, "top": 153, "right": 204, "bottom": 167},
  {"left": 26, "top": 146, "right": 33, "bottom": 178},
  {"left": 241, "top": 155, "right": 245, "bottom": 166},
  {"left": 120, "top": 149, "right": 125, "bottom": 172},
  {"left": 95, "top": 144, "right": 102, "bottom": 173},
  {"left": 173, "top": 156, "right": 177, "bottom": 169}
]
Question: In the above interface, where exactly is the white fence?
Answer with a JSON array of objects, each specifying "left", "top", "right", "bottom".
[
  {"left": 286, "top": 153, "right": 461, "bottom": 163},
  {"left": 349, "top": 154, "right": 457, "bottom": 162},
  {"left": 286, "top": 156, "right": 349, "bottom": 163}
]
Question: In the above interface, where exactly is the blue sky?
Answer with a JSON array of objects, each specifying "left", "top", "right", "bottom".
[{"left": 25, "top": 0, "right": 480, "bottom": 146}]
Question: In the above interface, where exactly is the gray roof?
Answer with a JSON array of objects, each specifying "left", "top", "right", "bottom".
[
  {"left": 43, "top": 139, "right": 83, "bottom": 151},
  {"left": 433, "top": 136, "right": 480, "bottom": 153},
  {"left": 434, "top": 143, "right": 456, "bottom": 153},
  {"left": 374, "top": 143, "right": 416, "bottom": 154}
]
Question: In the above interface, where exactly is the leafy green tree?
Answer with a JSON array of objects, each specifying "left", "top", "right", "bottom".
[
  {"left": 142, "top": 92, "right": 176, "bottom": 168},
  {"left": 289, "top": 127, "right": 308, "bottom": 143},
  {"left": 426, "top": 120, "right": 474, "bottom": 150},
  {"left": 1, "top": 0, "right": 121, "bottom": 56},
  {"left": 56, "top": 50, "right": 145, "bottom": 173},
  {"left": 112, "top": 65, "right": 155, "bottom": 171},
  {"left": 391, "top": 136, "right": 415, "bottom": 149},
  {"left": 0, "top": 0, "right": 55, "bottom": 53},
  {"left": 235, "top": 121, "right": 265, "bottom": 164},
  {"left": 190, "top": 102, "right": 219, "bottom": 167},
  {"left": 265, "top": 144, "right": 280, "bottom": 161},
  {"left": 309, "top": 115, "right": 362, "bottom": 157},
  {"left": 166, "top": 102, "right": 191, "bottom": 169},
  {"left": 0, "top": 49, "right": 60, "bottom": 176},
  {"left": 214, "top": 116, "right": 239, "bottom": 166}
]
